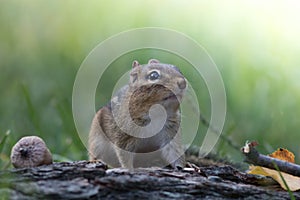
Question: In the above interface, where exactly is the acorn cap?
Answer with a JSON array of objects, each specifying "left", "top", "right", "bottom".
[{"left": 10, "top": 136, "right": 52, "bottom": 168}]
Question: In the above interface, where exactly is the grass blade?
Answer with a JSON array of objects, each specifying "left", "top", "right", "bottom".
[
  {"left": 20, "top": 84, "right": 42, "bottom": 133},
  {"left": 0, "top": 130, "right": 11, "bottom": 154},
  {"left": 273, "top": 161, "right": 295, "bottom": 200}
]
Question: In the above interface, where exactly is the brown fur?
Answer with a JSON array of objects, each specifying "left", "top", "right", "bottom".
[{"left": 88, "top": 59, "right": 187, "bottom": 169}]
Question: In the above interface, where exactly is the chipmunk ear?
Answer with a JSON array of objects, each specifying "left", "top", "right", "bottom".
[
  {"left": 131, "top": 60, "right": 140, "bottom": 82},
  {"left": 148, "top": 59, "right": 160, "bottom": 64},
  {"left": 132, "top": 60, "right": 140, "bottom": 68},
  {"left": 130, "top": 72, "right": 138, "bottom": 83}
]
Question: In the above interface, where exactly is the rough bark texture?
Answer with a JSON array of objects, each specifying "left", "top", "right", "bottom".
[{"left": 0, "top": 160, "right": 299, "bottom": 200}]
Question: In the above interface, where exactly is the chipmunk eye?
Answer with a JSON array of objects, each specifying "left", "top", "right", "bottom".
[{"left": 148, "top": 71, "right": 160, "bottom": 81}]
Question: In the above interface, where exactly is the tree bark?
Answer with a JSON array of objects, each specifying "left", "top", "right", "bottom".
[{"left": 0, "top": 160, "right": 299, "bottom": 200}]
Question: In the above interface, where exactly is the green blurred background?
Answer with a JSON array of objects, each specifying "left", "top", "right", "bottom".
[{"left": 1, "top": 1, "right": 300, "bottom": 168}]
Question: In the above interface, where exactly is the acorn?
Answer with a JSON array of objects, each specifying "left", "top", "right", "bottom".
[{"left": 10, "top": 136, "right": 53, "bottom": 168}]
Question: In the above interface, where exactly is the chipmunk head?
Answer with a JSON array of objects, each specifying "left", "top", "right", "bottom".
[{"left": 129, "top": 59, "right": 187, "bottom": 112}]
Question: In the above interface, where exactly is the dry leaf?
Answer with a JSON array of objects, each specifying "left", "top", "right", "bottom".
[
  {"left": 249, "top": 166, "right": 300, "bottom": 191},
  {"left": 248, "top": 148, "right": 300, "bottom": 191}
]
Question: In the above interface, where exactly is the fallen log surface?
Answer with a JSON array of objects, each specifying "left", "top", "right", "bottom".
[{"left": 0, "top": 160, "right": 299, "bottom": 199}]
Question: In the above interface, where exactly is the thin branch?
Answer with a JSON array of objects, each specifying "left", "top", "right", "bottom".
[
  {"left": 200, "top": 114, "right": 240, "bottom": 151},
  {"left": 185, "top": 93, "right": 239, "bottom": 151},
  {"left": 241, "top": 141, "right": 300, "bottom": 177}
]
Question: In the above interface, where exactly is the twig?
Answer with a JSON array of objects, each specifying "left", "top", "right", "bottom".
[
  {"left": 200, "top": 114, "right": 240, "bottom": 151},
  {"left": 241, "top": 141, "right": 300, "bottom": 177},
  {"left": 185, "top": 92, "right": 239, "bottom": 151}
]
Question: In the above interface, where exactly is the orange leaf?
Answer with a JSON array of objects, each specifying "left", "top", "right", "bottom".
[{"left": 269, "top": 148, "right": 295, "bottom": 163}]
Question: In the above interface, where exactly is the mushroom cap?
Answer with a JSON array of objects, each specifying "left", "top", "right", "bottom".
[{"left": 10, "top": 136, "right": 52, "bottom": 168}]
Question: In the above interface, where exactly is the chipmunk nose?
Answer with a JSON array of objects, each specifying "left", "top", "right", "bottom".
[{"left": 177, "top": 78, "right": 186, "bottom": 89}]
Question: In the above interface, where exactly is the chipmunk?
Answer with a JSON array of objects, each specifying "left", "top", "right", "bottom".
[{"left": 88, "top": 59, "right": 187, "bottom": 169}]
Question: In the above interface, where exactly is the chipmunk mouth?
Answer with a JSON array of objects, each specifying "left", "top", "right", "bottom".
[{"left": 162, "top": 93, "right": 182, "bottom": 101}]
